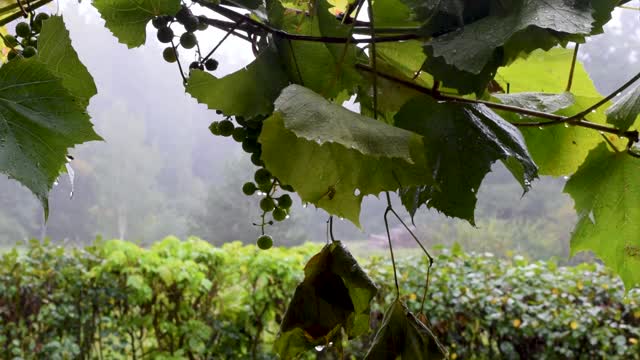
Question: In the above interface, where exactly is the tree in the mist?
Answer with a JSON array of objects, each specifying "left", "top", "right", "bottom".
[{"left": 1, "top": 0, "right": 640, "bottom": 357}]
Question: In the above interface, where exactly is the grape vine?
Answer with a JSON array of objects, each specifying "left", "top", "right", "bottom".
[{"left": 1, "top": 0, "right": 640, "bottom": 357}]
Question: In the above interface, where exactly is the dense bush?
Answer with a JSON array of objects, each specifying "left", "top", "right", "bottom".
[{"left": 0, "top": 238, "right": 639, "bottom": 359}]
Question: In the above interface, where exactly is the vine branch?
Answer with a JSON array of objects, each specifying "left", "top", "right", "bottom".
[
  {"left": 355, "top": 63, "right": 640, "bottom": 143},
  {"left": 193, "top": 0, "right": 420, "bottom": 43}
]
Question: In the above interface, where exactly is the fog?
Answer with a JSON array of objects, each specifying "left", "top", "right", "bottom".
[{"left": 0, "top": 1, "right": 638, "bottom": 259}]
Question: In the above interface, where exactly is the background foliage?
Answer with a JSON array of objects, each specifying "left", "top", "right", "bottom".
[{"left": 1, "top": 238, "right": 639, "bottom": 359}]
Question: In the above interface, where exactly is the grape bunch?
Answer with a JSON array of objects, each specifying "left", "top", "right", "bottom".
[
  {"left": 3, "top": 13, "right": 49, "bottom": 61},
  {"left": 209, "top": 114, "right": 295, "bottom": 250},
  {"left": 152, "top": 4, "right": 219, "bottom": 74}
]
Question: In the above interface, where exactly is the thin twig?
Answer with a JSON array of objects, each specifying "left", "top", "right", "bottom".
[
  {"left": 566, "top": 43, "right": 579, "bottom": 92},
  {"left": 170, "top": 39, "right": 188, "bottom": 86},
  {"left": 330, "top": 0, "right": 365, "bottom": 92},
  {"left": 288, "top": 39, "right": 305, "bottom": 86},
  {"left": 387, "top": 207, "right": 434, "bottom": 314},
  {"left": 567, "top": 71, "right": 640, "bottom": 122},
  {"left": 366, "top": 0, "right": 378, "bottom": 120},
  {"left": 601, "top": 133, "right": 621, "bottom": 153},
  {"left": 384, "top": 192, "right": 401, "bottom": 298},
  {"left": 328, "top": 216, "right": 335, "bottom": 243},
  {"left": 202, "top": 19, "right": 243, "bottom": 62}
]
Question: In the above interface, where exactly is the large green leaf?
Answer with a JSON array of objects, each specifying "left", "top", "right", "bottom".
[
  {"left": 606, "top": 84, "right": 640, "bottom": 131},
  {"left": 417, "top": 0, "right": 616, "bottom": 94},
  {"left": 495, "top": 94, "right": 607, "bottom": 176},
  {"left": 259, "top": 85, "right": 429, "bottom": 226},
  {"left": 274, "top": 241, "right": 377, "bottom": 358},
  {"left": 564, "top": 144, "right": 640, "bottom": 290},
  {"left": 186, "top": 46, "right": 289, "bottom": 118},
  {"left": 364, "top": 299, "right": 446, "bottom": 360},
  {"left": 395, "top": 95, "right": 538, "bottom": 224},
  {"left": 92, "top": 0, "right": 181, "bottom": 48},
  {"left": 37, "top": 16, "right": 97, "bottom": 106},
  {"left": 0, "top": 59, "right": 101, "bottom": 217}
]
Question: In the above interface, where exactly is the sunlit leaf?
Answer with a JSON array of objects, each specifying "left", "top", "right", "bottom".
[{"left": 565, "top": 143, "right": 640, "bottom": 290}]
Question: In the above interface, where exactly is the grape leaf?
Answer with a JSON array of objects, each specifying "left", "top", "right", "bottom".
[
  {"left": 395, "top": 95, "right": 538, "bottom": 224},
  {"left": 275, "top": 241, "right": 377, "bottom": 358},
  {"left": 186, "top": 46, "right": 288, "bottom": 118},
  {"left": 373, "top": 0, "right": 418, "bottom": 28},
  {"left": 358, "top": 41, "right": 432, "bottom": 123},
  {"left": 92, "top": 0, "right": 181, "bottom": 48},
  {"left": 417, "top": 0, "right": 616, "bottom": 94},
  {"left": 606, "top": 84, "right": 640, "bottom": 131},
  {"left": 37, "top": 16, "right": 97, "bottom": 106},
  {"left": 564, "top": 143, "right": 640, "bottom": 290},
  {"left": 0, "top": 59, "right": 101, "bottom": 217},
  {"left": 496, "top": 48, "right": 601, "bottom": 98},
  {"left": 495, "top": 94, "right": 608, "bottom": 176},
  {"left": 259, "top": 85, "right": 430, "bottom": 226},
  {"left": 364, "top": 299, "right": 446, "bottom": 360},
  {"left": 273, "top": 0, "right": 362, "bottom": 99}
]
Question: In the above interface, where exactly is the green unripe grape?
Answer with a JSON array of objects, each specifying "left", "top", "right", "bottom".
[
  {"left": 183, "top": 15, "right": 199, "bottom": 32},
  {"left": 3, "top": 34, "right": 18, "bottom": 47},
  {"left": 218, "top": 120, "right": 234, "bottom": 137},
  {"left": 242, "top": 182, "right": 257, "bottom": 195},
  {"left": 197, "top": 16, "right": 208, "bottom": 31},
  {"left": 235, "top": 116, "right": 247, "bottom": 126},
  {"left": 273, "top": 207, "right": 287, "bottom": 221},
  {"left": 250, "top": 152, "right": 263, "bottom": 167},
  {"left": 208, "top": 121, "right": 221, "bottom": 135},
  {"left": 189, "top": 61, "right": 204, "bottom": 71},
  {"left": 7, "top": 49, "right": 18, "bottom": 61},
  {"left": 242, "top": 138, "right": 260, "bottom": 154},
  {"left": 204, "top": 58, "right": 218, "bottom": 71},
  {"left": 175, "top": 6, "right": 192, "bottom": 24},
  {"left": 256, "top": 235, "right": 273, "bottom": 250},
  {"left": 34, "top": 13, "right": 49, "bottom": 23},
  {"left": 162, "top": 47, "right": 178, "bottom": 63},
  {"left": 180, "top": 32, "right": 197, "bottom": 49},
  {"left": 152, "top": 16, "right": 169, "bottom": 29},
  {"left": 260, "top": 197, "right": 276, "bottom": 212},
  {"left": 280, "top": 184, "right": 295, "bottom": 192},
  {"left": 232, "top": 127, "right": 247, "bottom": 142},
  {"left": 15, "top": 22, "right": 30, "bottom": 38},
  {"left": 27, "top": 37, "right": 37, "bottom": 48},
  {"left": 277, "top": 194, "right": 292, "bottom": 209},
  {"left": 254, "top": 168, "right": 271, "bottom": 186},
  {"left": 157, "top": 27, "right": 174, "bottom": 43},
  {"left": 258, "top": 181, "right": 272, "bottom": 193},
  {"left": 22, "top": 46, "right": 36, "bottom": 58}
]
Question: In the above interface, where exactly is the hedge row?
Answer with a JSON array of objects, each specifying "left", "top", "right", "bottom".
[{"left": 0, "top": 238, "right": 639, "bottom": 359}]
